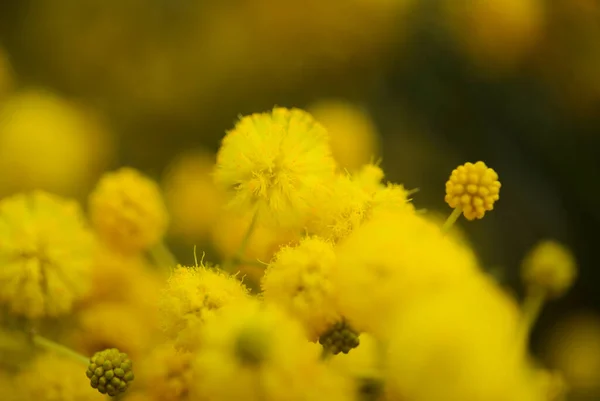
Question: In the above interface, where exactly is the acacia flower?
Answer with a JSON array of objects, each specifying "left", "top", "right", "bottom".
[
  {"left": 89, "top": 167, "right": 169, "bottom": 254},
  {"left": 214, "top": 107, "right": 337, "bottom": 228},
  {"left": 191, "top": 300, "right": 352, "bottom": 401},
  {"left": 159, "top": 265, "right": 251, "bottom": 351},
  {"left": 261, "top": 236, "right": 340, "bottom": 340},
  {"left": 521, "top": 240, "right": 577, "bottom": 298},
  {"left": 0, "top": 191, "right": 95, "bottom": 319},
  {"left": 445, "top": 161, "right": 501, "bottom": 220}
]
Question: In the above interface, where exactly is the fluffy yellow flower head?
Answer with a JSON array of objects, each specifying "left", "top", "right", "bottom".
[
  {"left": 261, "top": 236, "right": 340, "bottom": 340},
  {"left": 72, "top": 302, "right": 155, "bottom": 362},
  {"left": 521, "top": 240, "right": 577, "bottom": 298},
  {"left": 307, "top": 100, "right": 380, "bottom": 170},
  {"left": 214, "top": 107, "right": 336, "bottom": 228},
  {"left": 191, "top": 300, "right": 351, "bottom": 401},
  {"left": 16, "top": 353, "right": 105, "bottom": 401},
  {"left": 159, "top": 265, "right": 251, "bottom": 351},
  {"left": 445, "top": 161, "right": 501, "bottom": 220},
  {"left": 89, "top": 167, "right": 169, "bottom": 254},
  {"left": 136, "top": 344, "right": 193, "bottom": 401},
  {"left": 333, "top": 210, "right": 480, "bottom": 335},
  {"left": 309, "top": 165, "right": 414, "bottom": 242},
  {"left": 0, "top": 191, "right": 95, "bottom": 318},
  {"left": 163, "top": 150, "right": 224, "bottom": 243},
  {"left": 385, "top": 277, "right": 542, "bottom": 401},
  {"left": 0, "top": 89, "right": 113, "bottom": 197}
]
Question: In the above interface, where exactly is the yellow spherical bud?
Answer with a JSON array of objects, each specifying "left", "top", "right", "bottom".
[
  {"left": 521, "top": 240, "right": 577, "bottom": 298},
  {"left": 444, "top": 161, "right": 500, "bottom": 220},
  {"left": 89, "top": 168, "right": 168, "bottom": 254}
]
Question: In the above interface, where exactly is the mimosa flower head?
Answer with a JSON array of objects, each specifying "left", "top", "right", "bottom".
[
  {"left": 17, "top": 353, "right": 105, "bottom": 401},
  {"left": 159, "top": 265, "right": 251, "bottom": 351},
  {"left": 0, "top": 191, "right": 95, "bottom": 319},
  {"left": 445, "top": 161, "right": 501, "bottom": 220},
  {"left": 191, "top": 300, "right": 352, "bottom": 401},
  {"left": 521, "top": 240, "right": 577, "bottom": 298},
  {"left": 261, "top": 236, "right": 340, "bottom": 340},
  {"left": 136, "top": 344, "right": 193, "bottom": 401},
  {"left": 89, "top": 167, "right": 169, "bottom": 254},
  {"left": 214, "top": 107, "right": 336, "bottom": 228}
]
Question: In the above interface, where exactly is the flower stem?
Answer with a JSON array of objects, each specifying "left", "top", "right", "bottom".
[
  {"left": 517, "top": 286, "right": 546, "bottom": 352},
  {"left": 149, "top": 240, "right": 178, "bottom": 269},
  {"left": 32, "top": 333, "right": 89, "bottom": 365},
  {"left": 223, "top": 212, "right": 258, "bottom": 272},
  {"left": 441, "top": 207, "right": 462, "bottom": 234}
]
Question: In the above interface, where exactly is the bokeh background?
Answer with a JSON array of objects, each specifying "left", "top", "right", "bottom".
[{"left": 0, "top": 0, "right": 599, "bottom": 397}]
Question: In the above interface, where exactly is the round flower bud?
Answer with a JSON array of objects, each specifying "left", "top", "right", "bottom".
[
  {"left": 319, "top": 320, "right": 360, "bottom": 355},
  {"left": 86, "top": 348, "right": 134, "bottom": 397},
  {"left": 521, "top": 240, "right": 577, "bottom": 298},
  {"left": 445, "top": 161, "right": 501, "bottom": 220},
  {"left": 89, "top": 168, "right": 168, "bottom": 254}
]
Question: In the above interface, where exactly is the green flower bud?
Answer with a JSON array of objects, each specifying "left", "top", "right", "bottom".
[
  {"left": 86, "top": 348, "right": 134, "bottom": 397},
  {"left": 318, "top": 320, "right": 360, "bottom": 355}
]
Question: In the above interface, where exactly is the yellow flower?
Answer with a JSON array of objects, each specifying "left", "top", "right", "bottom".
[
  {"left": 0, "top": 191, "right": 95, "bottom": 319},
  {"left": 16, "top": 353, "right": 105, "bottom": 401},
  {"left": 333, "top": 210, "right": 479, "bottom": 336},
  {"left": 309, "top": 166, "right": 414, "bottom": 242},
  {"left": 385, "top": 276, "right": 543, "bottom": 401},
  {"left": 159, "top": 265, "right": 251, "bottom": 351},
  {"left": 163, "top": 150, "right": 224, "bottom": 243},
  {"left": 136, "top": 344, "right": 193, "bottom": 401},
  {"left": 214, "top": 107, "right": 336, "bottom": 228},
  {"left": 191, "top": 300, "right": 351, "bottom": 401},
  {"left": 71, "top": 302, "right": 157, "bottom": 362},
  {"left": 521, "top": 240, "right": 577, "bottom": 298},
  {"left": 307, "top": 100, "right": 380, "bottom": 170},
  {"left": 445, "top": 161, "right": 501, "bottom": 220},
  {"left": 0, "top": 89, "right": 114, "bottom": 197},
  {"left": 89, "top": 167, "right": 169, "bottom": 254},
  {"left": 261, "top": 236, "right": 340, "bottom": 340}
]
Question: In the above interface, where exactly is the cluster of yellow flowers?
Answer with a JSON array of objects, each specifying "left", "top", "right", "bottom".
[{"left": 0, "top": 106, "right": 579, "bottom": 401}]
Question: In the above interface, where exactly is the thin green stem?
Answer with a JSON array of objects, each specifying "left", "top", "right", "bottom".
[
  {"left": 516, "top": 286, "right": 546, "bottom": 353},
  {"left": 32, "top": 333, "right": 89, "bottom": 365},
  {"left": 222, "top": 212, "right": 259, "bottom": 272},
  {"left": 149, "top": 240, "right": 178, "bottom": 268},
  {"left": 441, "top": 207, "right": 463, "bottom": 234}
]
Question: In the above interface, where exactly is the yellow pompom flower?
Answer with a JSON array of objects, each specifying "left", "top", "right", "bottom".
[
  {"left": 521, "top": 240, "right": 577, "bottom": 298},
  {"left": 71, "top": 302, "right": 156, "bottom": 362},
  {"left": 261, "top": 236, "right": 340, "bottom": 340},
  {"left": 0, "top": 89, "right": 114, "bottom": 197},
  {"left": 136, "top": 344, "right": 193, "bottom": 401},
  {"left": 163, "top": 150, "right": 224, "bottom": 243},
  {"left": 16, "top": 353, "right": 105, "bottom": 401},
  {"left": 307, "top": 100, "right": 380, "bottom": 171},
  {"left": 385, "top": 276, "right": 542, "bottom": 401},
  {"left": 309, "top": 166, "right": 414, "bottom": 242},
  {"left": 159, "top": 265, "right": 251, "bottom": 351},
  {"left": 191, "top": 300, "right": 352, "bottom": 401},
  {"left": 445, "top": 161, "right": 501, "bottom": 220},
  {"left": 89, "top": 167, "right": 169, "bottom": 254},
  {"left": 333, "top": 210, "right": 480, "bottom": 336},
  {"left": 0, "top": 191, "right": 95, "bottom": 319},
  {"left": 214, "top": 107, "right": 336, "bottom": 228}
]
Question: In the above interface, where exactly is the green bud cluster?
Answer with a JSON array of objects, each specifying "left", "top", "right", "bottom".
[
  {"left": 86, "top": 348, "right": 134, "bottom": 397},
  {"left": 318, "top": 320, "right": 360, "bottom": 355}
]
